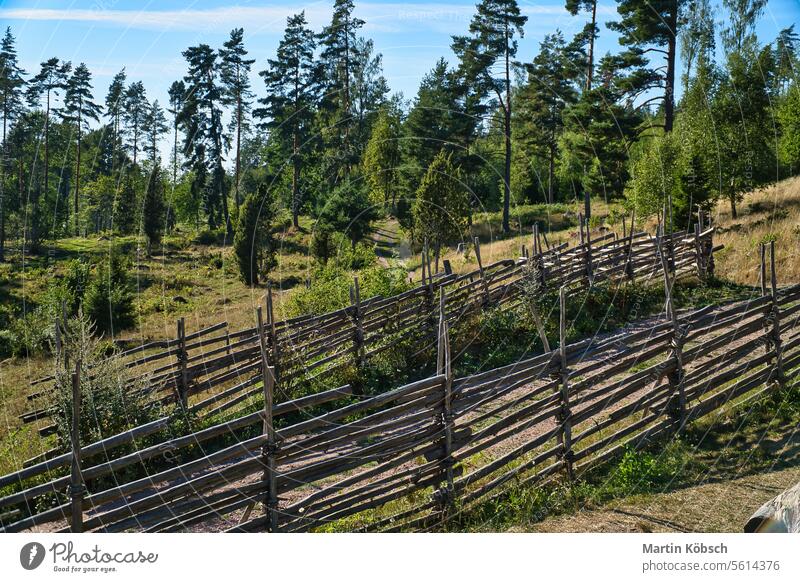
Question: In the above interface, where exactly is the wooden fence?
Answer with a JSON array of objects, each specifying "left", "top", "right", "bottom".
[
  {"left": 20, "top": 223, "right": 716, "bottom": 442},
  {"left": 3, "top": 238, "right": 797, "bottom": 534}
]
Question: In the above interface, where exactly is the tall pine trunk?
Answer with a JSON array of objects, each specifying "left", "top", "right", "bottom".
[
  {"left": 74, "top": 103, "right": 82, "bottom": 236},
  {"left": 1, "top": 101, "right": 6, "bottom": 262},
  {"left": 234, "top": 86, "right": 242, "bottom": 209},
  {"left": 664, "top": 3, "right": 678, "bottom": 133},
  {"left": 502, "top": 24, "right": 512, "bottom": 234},
  {"left": 586, "top": 1, "right": 597, "bottom": 91}
]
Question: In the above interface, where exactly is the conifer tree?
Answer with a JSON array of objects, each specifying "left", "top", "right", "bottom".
[
  {"left": 220, "top": 28, "right": 255, "bottom": 209},
  {"left": 362, "top": 108, "right": 400, "bottom": 208},
  {"left": 0, "top": 27, "right": 26, "bottom": 261},
  {"left": 565, "top": 0, "right": 599, "bottom": 89},
  {"left": 143, "top": 166, "right": 165, "bottom": 255},
  {"left": 452, "top": 0, "right": 527, "bottom": 233},
  {"left": 104, "top": 68, "right": 126, "bottom": 168},
  {"left": 413, "top": 150, "right": 469, "bottom": 263},
  {"left": 62, "top": 63, "right": 102, "bottom": 232},
  {"left": 26, "top": 57, "right": 70, "bottom": 247},
  {"left": 258, "top": 12, "right": 319, "bottom": 227},
  {"left": 608, "top": 0, "right": 681, "bottom": 132},
  {"left": 234, "top": 183, "right": 277, "bottom": 286},
  {"left": 123, "top": 81, "right": 147, "bottom": 166},
  {"left": 141, "top": 99, "right": 168, "bottom": 165}
]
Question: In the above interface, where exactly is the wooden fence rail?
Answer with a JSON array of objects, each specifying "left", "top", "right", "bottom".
[
  {"left": 20, "top": 226, "right": 716, "bottom": 438},
  {"left": 4, "top": 240, "right": 797, "bottom": 535}
]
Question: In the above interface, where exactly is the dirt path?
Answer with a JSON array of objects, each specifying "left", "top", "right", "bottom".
[{"left": 523, "top": 465, "right": 800, "bottom": 533}]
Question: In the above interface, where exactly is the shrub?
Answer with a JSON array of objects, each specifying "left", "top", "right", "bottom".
[
  {"left": 84, "top": 251, "right": 135, "bottom": 334},
  {"left": 47, "top": 314, "right": 160, "bottom": 447}
]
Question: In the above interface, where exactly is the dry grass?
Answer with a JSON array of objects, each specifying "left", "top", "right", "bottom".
[{"left": 711, "top": 176, "right": 800, "bottom": 286}]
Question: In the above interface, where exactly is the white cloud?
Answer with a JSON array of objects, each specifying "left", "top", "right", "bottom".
[{"left": 0, "top": 2, "right": 615, "bottom": 34}]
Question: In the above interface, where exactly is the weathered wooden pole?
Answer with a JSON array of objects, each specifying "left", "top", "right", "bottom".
[
  {"left": 558, "top": 286, "right": 574, "bottom": 481},
  {"left": 624, "top": 210, "right": 636, "bottom": 281},
  {"left": 435, "top": 290, "right": 454, "bottom": 519},
  {"left": 176, "top": 317, "right": 189, "bottom": 409},
  {"left": 768, "top": 241, "right": 785, "bottom": 388},
  {"left": 693, "top": 223, "right": 706, "bottom": 282},
  {"left": 658, "top": 228, "right": 686, "bottom": 428},
  {"left": 266, "top": 285, "right": 280, "bottom": 383},
  {"left": 473, "top": 236, "right": 490, "bottom": 304},
  {"left": 69, "top": 359, "right": 84, "bottom": 533},
  {"left": 256, "top": 306, "right": 278, "bottom": 532},
  {"left": 350, "top": 277, "right": 366, "bottom": 372}
]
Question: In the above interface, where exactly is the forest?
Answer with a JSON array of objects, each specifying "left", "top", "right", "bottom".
[{"left": 0, "top": 0, "right": 798, "bottom": 354}]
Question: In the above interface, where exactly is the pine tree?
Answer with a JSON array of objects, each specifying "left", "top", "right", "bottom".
[
  {"left": 141, "top": 99, "right": 168, "bottom": 165},
  {"left": 182, "top": 44, "right": 230, "bottom": 234},
  {"left": 413, "top": 150, "right": 469, "bottom": 263},
  {"left": 517, "top": 32, "right": 580, "bottom": 204},
  {"left": 26, "top": 57, "right": 70, "bottom": 247},
  {"left": 452, "top": 0, "right": 527, "bottom": 233},
  {"left": 257, "top": 12, "right": 319, "bottom": 227},
  {"left": 220, "top": 28, "right": 255, "bottom": 209},
  {"left": 123, "top": 81, "right": 146, "bottom": 166},
  {"left": 104, "top": 68, "right": 126, "bottom": 169},
  {"left": 608, "top": 0, "right": 682, "bottom": 133},
  {"left": 774, "top": 26, "right": 799, "bottom": 94},
  {"left": 362, "top": 108, "right": 400, "bottom": 209},
  {"left": 318, "top": 0, "right": 365, "bottom": 179},
  {"left": 0, "top": 27, "right": 26, "bottom": 261},
  {"left": 167, "top": 81, "right": 185, "bottom": 186},
  {"left": 565, "top": 0, "right": 599, "bottom": 90},
  {"left": 143, "top": 166, "right": 165, "bottom": 255},
  {"left": 61, "top": 63, "right": 102, "bottom": 233},
  {"left": 234, "top": 183, "right": 277, "bottom": 286}
]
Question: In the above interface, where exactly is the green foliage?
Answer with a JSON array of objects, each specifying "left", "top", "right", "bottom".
[
  {"left": 626, "top": 131, "right": 683, "bottom": 221},
  {"left": 233, "top": 184, "right": 278, "bottom": 286},
  {"left": 604, "top": 442, "right": 688, "bottom": 496},
  {"left": 413, "top": 150, "right": 469, "bottom": 256},
  {"left": 83, "top": 250, "right": 135, "bottom": 334},
  {"left": 778, "top": 82, "right": 800, "bottom": 169},
  {"left": 143, "top": 167, "right": 166, "bottom": 253},
  {"left": 47, "top": 314, "right": 159, "bottom": 448},
  {"left": 318, "top": 180, "right": 378, "bottom": 250},
  {"left": 362, "top": 108, "right": 401, "bottom": 208}
]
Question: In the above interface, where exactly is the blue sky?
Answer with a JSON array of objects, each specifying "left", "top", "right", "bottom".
[{"left": 2, "top": 0, "right": 799, "bottom": 118}]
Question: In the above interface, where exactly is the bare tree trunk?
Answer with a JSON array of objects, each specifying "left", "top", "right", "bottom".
[
  {"left": 502, "top": 24, "right": 512, "bottom": 234},
  {"left": 74, "top": 105, "right": 82, "bottom": 236},
  {"left": 586, "top": 1, "right": 597, "bottom": 91},
  {"left": 664, "top": 3, "right": 678, "bottom": 133}
]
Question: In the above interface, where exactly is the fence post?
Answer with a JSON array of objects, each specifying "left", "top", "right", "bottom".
[
  {"left": 266, "top": 285, "right": 280, "bottom": 384},
  {"left": 350, "top": 277, "right": 366, "bottom": 372},
  {"left": 435, "top": 290, "right": 454, "bottom": 521},
  {"left": 658, "top": 230, "right": 687, "bottom": 429},
  {"left": 693, "top": 223, "right": 707, "bottom": 282},
  {"left": 176, "top": 317, "right": 188, "bottom": 409},
  {"left": 767, "top": 241, "right": 786, "bottom": 389},
  {"left": 624, "top": 210, "right": 636, "bottom": 281},
  {"left": 473, "top": 236, "right": 490, "bottom": 304},
  {"left": 256, "top": 306, "right": 278, "bottom": 532},
  {"left": 582, "top": 215, "right": 594, "bottom": 285},
  {"left": 69, "top": 359, "right": 84, "bottom": 533},
  {"left": 557, "top": 287, "right": 574, "bottom": 481}
]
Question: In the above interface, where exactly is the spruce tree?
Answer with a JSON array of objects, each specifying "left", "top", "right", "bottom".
[
  {"left": 220, "top": 28, "right": 255, "bottom": 209},
  {"left": 452, "top": 0, "right": 527, "bottom": 233},
  {"left": 61, "top": 63, "right": 102, "bottom": 233},
  {"left": 257, "top": 12, "right": 319, "bottom": 227}
]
